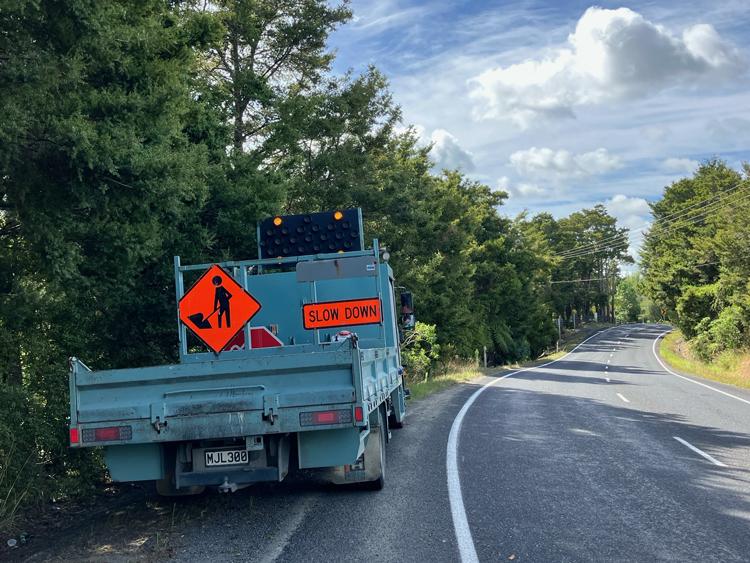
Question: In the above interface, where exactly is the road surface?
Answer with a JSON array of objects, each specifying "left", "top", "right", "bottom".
[{"left": 168, "top": 324, "right": 750, "bottom": 562}]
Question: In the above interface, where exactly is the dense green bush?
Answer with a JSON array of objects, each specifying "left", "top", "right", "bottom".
[
  {"left": 401, "top": 322, "right": 440, "bottom": 383},
  {"left": 692, "top": 306, "right": 746, "bottom": 361},
  {"left": 0, "top": 385, "right": 47, "bottom": 528}
]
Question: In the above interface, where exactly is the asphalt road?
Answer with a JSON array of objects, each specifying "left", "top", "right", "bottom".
[{"left": 169, "top": 324, "right": 750, "bottom": 562}]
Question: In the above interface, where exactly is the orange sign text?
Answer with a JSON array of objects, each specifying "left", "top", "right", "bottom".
[{"left": 303, "top": 298, "right": 381, "bottom": 330}]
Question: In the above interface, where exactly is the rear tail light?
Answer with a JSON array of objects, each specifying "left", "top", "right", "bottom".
[
  {"left": 354, "top": 407, "right": 363, "bottom": 422},
  {"left": 81, "top": 426, "right": 132, "bottom": 443},
  {"left": 299, "top": 409, "right": 353, "bottom": 427},
  {"left": 70, "top": 428, "right": 79, "bottom": 444}
]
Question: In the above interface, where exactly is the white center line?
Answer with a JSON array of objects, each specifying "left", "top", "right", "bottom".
[
  {"left": 605, "top": 365, "right": 608, "bottom": 370},
  {"left": 673, "top": 437, "right": 727, "bottom": 467},
  {"left": 607, "top": 359, "right": 610, "bottom": 363},
  {"left": 617, "top": 393, "right": 630, "bottom": 403},
  {"left": 606, "top": 377, "right": 610, "bottom": 382}
]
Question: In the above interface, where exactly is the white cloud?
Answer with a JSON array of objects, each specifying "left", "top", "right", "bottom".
[
  {"left": 496, "top": 176, "right": 550, "bottom": 200},
  {"left": 604, "top": 195, "right": 653, "bottom": 262},
  {"left": 605, "top": 194, "right": 651, "bottom": 217},
  {"left": 429, "top": 129, "right": 475, "bottom": 171},
  {"left": 469, "top": 7, "right": 746, "bottom": 128},
  {"left": 394, "top": 124, "right": 426, "bottom": 141},
  {"left": 662, "top": 157, "right": 700, "bottom": 173},
  {"left": 509, "top": 147, "right": 622, "bottom": 180}
]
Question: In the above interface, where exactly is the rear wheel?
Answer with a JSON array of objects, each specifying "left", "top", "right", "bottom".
[{"left": 365, "top": 406, "right": 386, "bottom": 490}]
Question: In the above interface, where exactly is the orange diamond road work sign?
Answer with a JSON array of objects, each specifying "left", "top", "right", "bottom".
[
  {"left": 303, "top": 298, "right": 381, "bottom": 330},
  {"left": 179, "top": 265, "right": 262, "bottom": 354}
]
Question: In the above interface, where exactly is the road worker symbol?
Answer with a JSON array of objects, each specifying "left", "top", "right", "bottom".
[{"left": 179, "top": 264, "right": 262, "bottom": 354}]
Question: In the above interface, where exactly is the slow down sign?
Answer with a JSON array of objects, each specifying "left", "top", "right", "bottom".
[{"left": 303, "top": 298, "right": 381, "bottom": 330}]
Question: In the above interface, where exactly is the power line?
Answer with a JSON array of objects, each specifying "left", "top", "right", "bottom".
[
  {"left": 548, "top": 277, "right": 606, "bottom": 284},
  {"left": 548, "top": 259, "right": 747, "bottom": 285},
  {"left": 557, "top": 189, "right": 748, "bottom": 259},
  {"left": 555, "top": 180, "right": 748, "bottom": 257},
  {"left": 553, "top": 180, "right": 749, "bottom": 259},
  {"left": 555, "top": 184, "right": 750, "bottom": 260}
]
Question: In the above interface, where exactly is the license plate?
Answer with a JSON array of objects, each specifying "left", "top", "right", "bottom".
[{"left": 205, "top": 449, "right": 249, "bottom": 467}]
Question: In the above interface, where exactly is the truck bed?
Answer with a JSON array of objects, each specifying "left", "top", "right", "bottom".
[{"left": 70, "top": 341, "right": 400, "bottom": 445}]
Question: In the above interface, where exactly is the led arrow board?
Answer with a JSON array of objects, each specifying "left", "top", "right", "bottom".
[{"left": 258, "top": 209, "right": 363, "bottom": 259}]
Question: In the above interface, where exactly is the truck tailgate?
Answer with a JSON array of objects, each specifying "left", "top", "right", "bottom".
[{"left": 72, "top": 347, "right": 357, "bottom": 429}]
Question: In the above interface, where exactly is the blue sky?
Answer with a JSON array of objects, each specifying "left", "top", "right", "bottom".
[{"left": 328, "top": 0, "right": 750, "bottom": 257}]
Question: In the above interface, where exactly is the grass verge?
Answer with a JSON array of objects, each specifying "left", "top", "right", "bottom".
[
  {"left": 407, "top": 366, "right": 488, "bottom": 402},
  {"left": 659, "top": 330, "right": 750, "bottom": 390}
]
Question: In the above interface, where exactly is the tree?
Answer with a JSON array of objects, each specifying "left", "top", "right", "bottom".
[
  {"left": 526, "top": 206, "right": 632, "bottom": 324},
  {"left": 194, "top": 0, "right": 352, "bottom": 154},
  {"left": 615, "top": 274, "right": 642, "bottom": 323},
  {"left": 640, "top": 158, "right": 747, "bottom": 340},
  {"left": 0, "top": 0, "right": 219, "bottom": 503}
]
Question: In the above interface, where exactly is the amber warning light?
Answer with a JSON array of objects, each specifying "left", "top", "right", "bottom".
[{"left": 303, "top": 298, "right": 381, "bottom": 330}]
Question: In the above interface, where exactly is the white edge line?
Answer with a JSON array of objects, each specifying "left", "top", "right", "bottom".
[
  {"left": 616, "top": 393, "right": 630, "bottom": 403},
  {"left": 652, "top": 331, "right": 750, "bottom": 406},
  {"left": 447, "top": 326, "right": 623, "bottom": 562},
  {"left": 673, "top": 436, "right": 727, "bottom": 467}
]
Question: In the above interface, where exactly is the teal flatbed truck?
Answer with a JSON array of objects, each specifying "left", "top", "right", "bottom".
[{"left": 68, "top": 209, "right": 409, "bottom": 493}]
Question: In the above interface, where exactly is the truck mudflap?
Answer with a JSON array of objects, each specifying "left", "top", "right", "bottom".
[{"left": 329, "top": 407, "right": 385, "bottom": 487}]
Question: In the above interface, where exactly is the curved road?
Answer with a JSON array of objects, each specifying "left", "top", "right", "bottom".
[{"left": 169, "top": 324, "right": 750, "bottom": 562}]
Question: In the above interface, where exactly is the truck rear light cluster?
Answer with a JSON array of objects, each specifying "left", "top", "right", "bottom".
[
  {"left": 81, "top": 426, "right": 132, "bottom": 443},
  {"left": 299, "top": 409, "right": 353, "bottom": 427},
  {"left": 355, "top": 407, "right": 363, "bottom": 422}
]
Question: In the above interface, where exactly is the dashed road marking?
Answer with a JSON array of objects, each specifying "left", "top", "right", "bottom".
[
  {"left": 617, "top": 393, "right": 630, "bottom": 403},
  {"left": 673, "top": 437, "right": 727, "bottom": 467},
  {"left": 447, "top": 327, "right": 623, "bottom": 562}
]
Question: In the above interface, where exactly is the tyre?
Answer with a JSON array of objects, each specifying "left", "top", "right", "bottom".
[{"left": 364, "top": 406, "right": 386, "bottom": 490}]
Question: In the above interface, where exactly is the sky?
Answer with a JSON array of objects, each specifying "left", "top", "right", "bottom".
[{"left": 327, "top": 0, "right": 750, "bottom": 260}]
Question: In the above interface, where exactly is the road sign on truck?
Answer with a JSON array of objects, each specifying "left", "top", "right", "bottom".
[
  {"left": 178, "top": 264, "right": 262, "bottom": 354},
  {"left": 69, "top": 209, "right": 409, "bottom": 494}
]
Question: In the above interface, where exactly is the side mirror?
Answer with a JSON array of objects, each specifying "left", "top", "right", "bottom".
[
  {"left": 402, "top": 314, "right": 415, "bottom": 329},
  {"left": 400, "top": 291, "right": 413, "bottom": 314}
]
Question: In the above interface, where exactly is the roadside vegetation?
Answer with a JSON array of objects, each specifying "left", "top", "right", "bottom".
[
  {"left": 405, "top": 323, "right": 610, "bottom": 401},
  {"left": 660, "top": 331, "right": 750, "bottom": 390},
  {"left": 640, "top": 160, "right": 750, "bottom": 385},
  {"left": 0, "top": 0, "right": 635, "bottom": 530}
]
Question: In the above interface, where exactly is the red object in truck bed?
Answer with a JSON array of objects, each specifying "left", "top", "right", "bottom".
[{"left": 223, "top": 327, "right": 283, "bottom": 351}]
